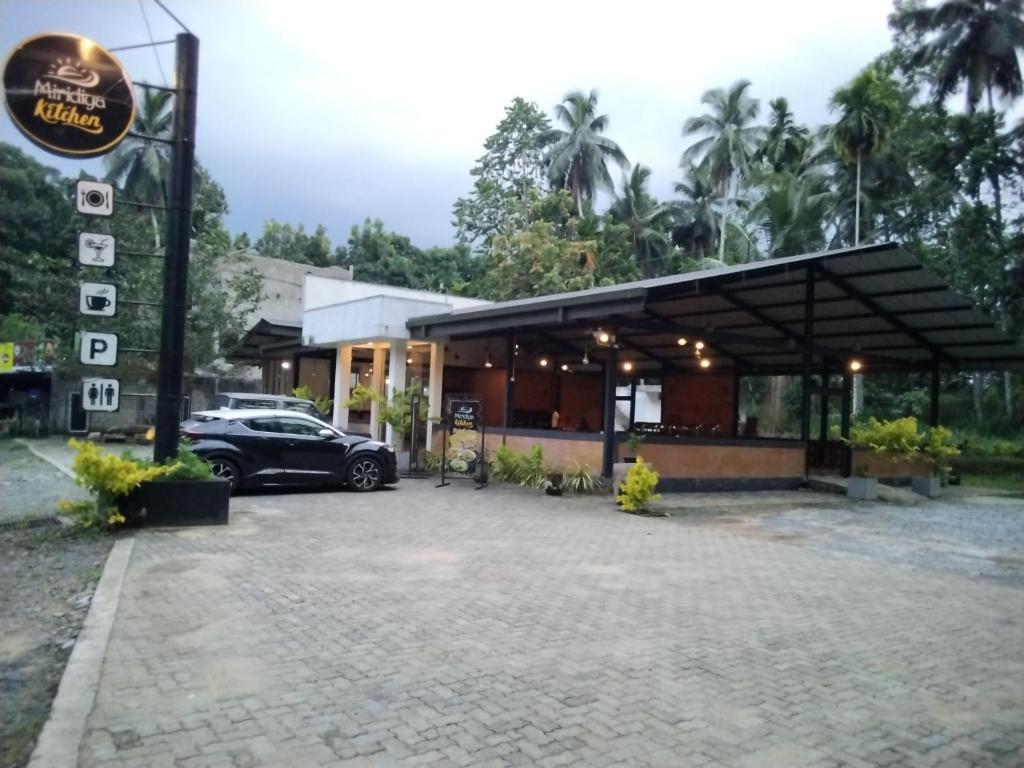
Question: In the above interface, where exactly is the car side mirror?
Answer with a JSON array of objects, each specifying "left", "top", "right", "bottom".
[{"left": 318, "top": 429, "right": 334, "bottom": 439}]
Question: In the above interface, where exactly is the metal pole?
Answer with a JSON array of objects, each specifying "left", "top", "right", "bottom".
[
  {"left": 841, "top": 372, "right": 852, "bottom": 477},
  {"left": 601, "top": 344, "right": 618, "bottom": 477},
  {"left": 819, "top": 367, "right": 829, "bottom": 441},
  {"left": 154, "top": 33, "right": 199, "bottom": 462},
  {"left": 800, "top": 269, "right": 815, "bottom": 443},
  {"left": 504, "top": 335, "right": 514, "bottom": 427}
]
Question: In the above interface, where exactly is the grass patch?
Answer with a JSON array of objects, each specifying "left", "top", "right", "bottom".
[{"left": 960, "top": 474, "right": 1024, "bottom": 493}]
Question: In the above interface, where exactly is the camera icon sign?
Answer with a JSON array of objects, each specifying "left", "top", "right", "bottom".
[{"left": 76, "top": 180, "right": 114, "bottom": 217}]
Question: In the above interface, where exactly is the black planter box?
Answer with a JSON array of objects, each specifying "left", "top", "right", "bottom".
[{"left": 121, "top": 479, "right": 230, "bottom": 527}]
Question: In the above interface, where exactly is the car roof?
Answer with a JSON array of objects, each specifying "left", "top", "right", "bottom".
[
  {"left": 192, "top": 408, "right": 330, "bottom": 423},
  {"left": 216, "top": 392, "right": 313, "bottom": 404}
]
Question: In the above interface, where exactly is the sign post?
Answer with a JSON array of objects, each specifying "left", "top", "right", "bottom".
[{"left": 153, "top": 32, "right": 199, "bottom": 462}]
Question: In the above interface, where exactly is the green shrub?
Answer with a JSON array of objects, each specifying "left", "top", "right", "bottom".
[
  {"left": 292, "top": 385, "right": 332, "bottom": 417},
  {"left": 490, "top": 444, "right": 525, "bottom": 483},
  {"left": 616, "top": 457, "right": 661, "bottom": 513},
  {"left": 850, "top": 417, "right": 922, "bottom": 462},
  {"left": 164, "top": 440, "right": 214, "bottom": 480},
  {"left": 922, "top": 425, "right": 959, "bottom": 479},
  {"left": 958, "top": 435, "right": 1023, "bottom": 458},
  {"left": 561, "top": 462, "right": 603, "bottom": 494},
  {"left": 419, "top": 450, "right": 443, "bottom": 472},
  {"left": 518, "top": 445, "right": 548, "bottom": 488}
]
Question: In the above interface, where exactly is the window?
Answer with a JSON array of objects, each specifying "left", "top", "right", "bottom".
[
  {"left": 277, "top": 417, "right": 327, "bottom": 437},
  {"left": 237, "top": 398, "right": 278, "bottom": 409},
  {"left": 284, "top": 402, "right": 318, "bottom": 417},
  {"left": 245, "top": 417, "right": 283, "bottom": 433}
]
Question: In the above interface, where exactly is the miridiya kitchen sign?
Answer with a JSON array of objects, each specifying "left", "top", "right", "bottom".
[{"left": 3, "top": 33, "right": 135, "bottom": 158}]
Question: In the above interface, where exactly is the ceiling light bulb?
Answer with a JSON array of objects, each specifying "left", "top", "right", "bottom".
[
  {"left": 280, "top": 361, "right": 291, "bottom": 370},
  {"left": 622, "top": 361, "right": 633, "bottom": 372},
  {"left": 582, "top": 353, "right": 590, "bottom": 365},
  {"left": 539, "top": 357, "right": 548, "bottom": 367},
  {"left": 700, "top": 358, "right": 711, "bottom": 369},
  {"left": 598, "top": 331, "right": 610, "bottom": 344},
  {"left": 484, "top": 359, "right": 493, "bottom": 368},
  {"left": 694, "top": 341, "right": 705, "bottom": 350},
  {"left": 406, "top": 357, "right": 413, "bottom": 364},
  {"left": 560, "top": 363, "right": 569, "bottom": 372},
  {"left": 849, "top": 359, "right": 863, "bottom": 372},
  {"left": 677, "top": 337, "right": 687, "bottom": 346}
]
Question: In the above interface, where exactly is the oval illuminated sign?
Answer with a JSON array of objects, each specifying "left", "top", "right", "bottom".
[{"left": 2, "top": 33, "right": 136, "bottom": 158}]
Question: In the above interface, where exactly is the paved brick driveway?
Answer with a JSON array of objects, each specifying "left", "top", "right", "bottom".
[{"left": 81, "top": 482, "right": 1024, "bottom": 767}]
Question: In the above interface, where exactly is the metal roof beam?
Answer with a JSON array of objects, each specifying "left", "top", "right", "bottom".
[{"left": 814, "top": 264, "right": 957, "bottom": 366}]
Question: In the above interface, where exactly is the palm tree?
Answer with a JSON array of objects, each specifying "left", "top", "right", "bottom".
[
  {"left": 546, "top": 89, "right": 629, "bottom": 216},
  {"left": 756, "top": 97, "right": 809, "bottom": 173},
  {"left": 828, "top": 67, "right": 900, "bottom": 245},
  {"left": 749, "top": 172, "right": 830, "bottom": 258},
  {"left": 607, "top": 165, "right": 672, "bottom": 275},
  {"left": 104, "top": 88, "right": 173, "bottom": 248},
  {"left": 682, "top": 80, "right": 763, "bottom": 261},
  {"left": 898, "top": 0, "right": 1024, "bottom": 114},
  {"left": 669, "top": 164, "right": 719, "bottom": 261}
]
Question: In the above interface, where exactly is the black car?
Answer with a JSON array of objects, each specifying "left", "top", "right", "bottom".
[
  {"left": 180, "top": 409, "right": 398, "bottom": 493},
  {"left": 206, "top": 392, "right": 327, "bottom": 420}
]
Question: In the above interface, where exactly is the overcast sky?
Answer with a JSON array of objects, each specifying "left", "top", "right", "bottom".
[{"left": 2, "top": 0, "right": 897, "bottom": 248}]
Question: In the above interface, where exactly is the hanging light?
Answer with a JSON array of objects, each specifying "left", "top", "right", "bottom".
[
  {"left": 849, "top": 359, "right": 863, "bottom": 372},
  {"left": 694, "top": 340, "right": 705, "bottom": 350},
  {"left": 699, "top": 358, "right": 711, "bottom": 369},
  {"left": 406, "top": 357, "right": 413, "bottom": 364},
  {"left": 280, "top": 361, "right": 291, "bottom": 370},
  {"left": 622, "top": 361, "right": 633, "bottom": 372},
  {"left": 484, "top": 357, "right": 494, "bottom": 369},
  {"left": 677, "top": 337, "right": 688, "bottom": 346},
  {"left": 560, "top": 363, "right": 569, "bottom": 372},
  {"left": 539, "top": 357, "right": 549, "bottom": 367}
]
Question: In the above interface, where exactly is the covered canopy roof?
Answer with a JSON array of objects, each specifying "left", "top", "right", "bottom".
[{"left": 408, "top": 242, "right": 1024, "bottom": 373}]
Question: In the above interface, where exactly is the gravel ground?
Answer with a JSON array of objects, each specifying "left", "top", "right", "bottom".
[
  {"left": 0, "top": 442, "right": 88, "bottom": 522},
  {"left": 676, "top": 491, "right": 1024, "bottom": 586},
  {"left": 0, "top": 443, "right": 113, "bottom": 768}
]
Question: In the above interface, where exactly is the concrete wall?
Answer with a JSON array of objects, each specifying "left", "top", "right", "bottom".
[{"left": 304, "top": 275, "right": 489, "bottom": 313}]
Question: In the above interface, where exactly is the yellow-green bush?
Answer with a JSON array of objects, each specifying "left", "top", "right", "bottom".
[
  {"left": 922, "top": 425, "right": 959, "bottom": 478},
  {"left": 850, "top": 417, "right": 922, "bottom": 462},
  {"left": 616, "top": 457, "right": 661, "bottom": 513}
]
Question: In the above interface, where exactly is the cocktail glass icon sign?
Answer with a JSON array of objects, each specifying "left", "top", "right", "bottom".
[{"left": 85, "top": 237, "right": 110, "bottom": 262}]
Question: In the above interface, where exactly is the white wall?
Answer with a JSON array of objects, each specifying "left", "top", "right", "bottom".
[
  {"left": 304, "top": 275, "right": 489, "bottom": 312},
  {"left": 304, "top": 296, "right": 462, "bottom": 346}
]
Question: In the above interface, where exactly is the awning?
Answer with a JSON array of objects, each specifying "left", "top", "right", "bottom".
[{"left": 407, "top": 242, "right": 1024, "bottom": 373}]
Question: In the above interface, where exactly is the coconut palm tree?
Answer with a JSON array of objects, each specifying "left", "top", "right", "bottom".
[
  {"left": 749, "top": 172, "right": 830, "bottom": 258},
  {"left": 682, "top": 80, "right": 764, "bottom": 261},
  {"left": 607, "top": 165, "right": 672, "bottom": 275},
  {"left": 104, "top": 88, "right": 173, "bottom": 249},
  {"left": 897, "top": 0, "right": 1024, "bottom": 114},
  {"left": 756, "top": 97, "right": 810, "bottom": 173},
  {"left": 669, "top": 164, "right": 720, "bottom": 261},
  {"left": 546, "top": 89, "right": 629, "bottom": 217},
  {"left": 828, "top": 67, "right": 900, "bottom": 245}
]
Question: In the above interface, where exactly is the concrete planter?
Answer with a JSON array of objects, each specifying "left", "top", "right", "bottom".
[
  {"left": 121, "top": 479, "right": 230, "bottom": 526},
  {"left": 847, "top": 476, "right": 878, "bottom": 500},
  {"left": 911, "top": 475, "right": 941, "bottom": 498}
]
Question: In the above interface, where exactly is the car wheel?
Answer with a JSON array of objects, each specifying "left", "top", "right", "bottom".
[
  {"left": 207, "top": 457, "right": 241, "bottom": 493},
  {"left": 347, "top": 456, "right": 383, "bottom": 492}
]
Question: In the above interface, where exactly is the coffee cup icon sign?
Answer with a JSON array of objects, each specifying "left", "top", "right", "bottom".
[{"left": 86, "top": 294, "right": 111, "bottom": 311}]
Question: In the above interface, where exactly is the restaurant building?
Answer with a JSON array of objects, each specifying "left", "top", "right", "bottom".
[{"left": 303, "top": 242, "right": 1024, "bottom": 490}]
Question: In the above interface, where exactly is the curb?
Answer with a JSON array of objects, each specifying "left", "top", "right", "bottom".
[
  {"left": 19, "top": 439, "right": 76, "bottom": 481},
  {"left": 28, "top": 536, "right": 135, "bottom": 768}
]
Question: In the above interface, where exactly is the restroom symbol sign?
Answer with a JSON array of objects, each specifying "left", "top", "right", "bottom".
[
  {"left": 82, "top": 378, "right": 119, "bottom": 412},
  {"left": 78, "top": 233, "right": 115, "bottom": 266},
  {"left": 79, "top": 331, "right": 118, "bottom": 366},
  {"left": 80, "top": 282, "right": 117, "bottom": 316}
]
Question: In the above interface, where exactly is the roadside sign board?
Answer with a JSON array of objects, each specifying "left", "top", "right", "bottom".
[
  {"left": 82, "top": 377, "right": 119, "bottom": 411},
  {"left": 75, "top": 180, "right": 113, "bottom": 216},
  {"left": 79, "top": 331, "right": 117, "bottom": 366},
  {"left": 0, "top": 342, "right": 13, "bottom": 373},
  {"left": 2, "top": 33, "right": 136, "bottom": 159},
  {"left": 78, "top": 232, "right": 115, "bottom": 266},
  {"left": 445, "top": 397, "right": 483, "bottom": 477},
  {"left": 79, "top": 281, "right": 116, "bottom": 316}
]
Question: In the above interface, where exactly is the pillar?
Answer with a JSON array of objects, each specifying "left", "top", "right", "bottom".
[
  {"left": 819, "top": 369, "right": 829, "bottom": 441},
  {"left": 332, "top": 344, "right": 352, "bottom": 429},
  {"left": 840, "top": 372, "right": 853, "bottom": 477},
  {"left": 385, "top": 339, "right": 407, "bottom": 447},
  {"left": 504, "top": 335, "right": 515, "bottom": 427},
  {"left": 601, "top": 344, "right": 618, "bottom": 478},
  {"left": 426, "top": 341, "right": 444, "bottom": 452},
  {"left": 800, "top": 269, "right": 815, "bottom": 443},
  {"left": 369, "top": 345, "right": 386, "bottom": 441}
]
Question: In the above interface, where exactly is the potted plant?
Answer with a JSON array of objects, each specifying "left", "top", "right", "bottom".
[
  {"left": 66, "top": 439, "right": 230, "bottom": 528},
  {"left": 344, "top": 379, "right": 429, "bottom": 471},
  {"left": 621, "top": 431, "right": 645, "bottom": 463}
]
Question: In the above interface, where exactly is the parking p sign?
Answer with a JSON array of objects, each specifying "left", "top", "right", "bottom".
[{"left": 80, "top": 331, "right": 118, "bottom": 366}]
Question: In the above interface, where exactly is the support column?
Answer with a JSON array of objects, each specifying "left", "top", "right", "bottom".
[
  {"left": 426, "top": 341, "right": 444, "bottom": 452},
  {"left": 385, "top": 339, "right": 407, "bottom": 447},
  {"left": 819, "top": 369, "right": 829, "bottom": 441},
  {"left": 929, "top": 362, "right": 941, "bottom": 427},
  {"left": 504, "top": 335, "right": 515, "bottom": 427},
  {"left": 841, "top": 372, "right": 852, "bottom": 477},
  {"left": 601, "top": 344, "right": 618, "bottom": 478},
  {"left": 332, "top": 344, "right": 352, "bottom": 429},
  {"left": 369, "top": 346, "right": 386, "bottom": 442},
  {"left": 800, "top": 269, "right": 815, "bottom": 443}
]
